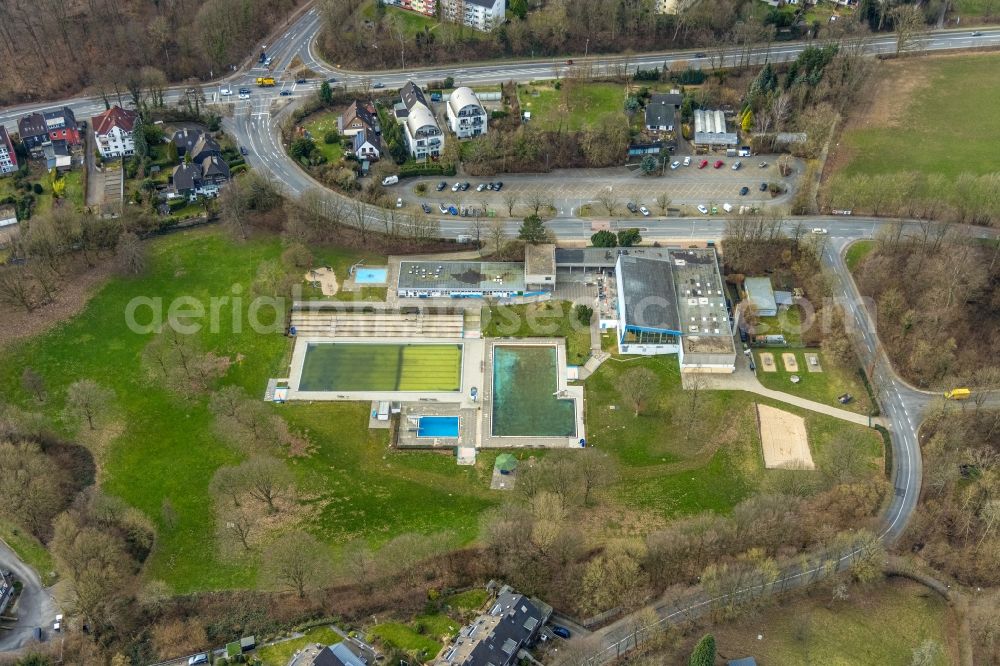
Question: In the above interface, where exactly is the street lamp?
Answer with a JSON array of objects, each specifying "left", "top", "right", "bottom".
[{"left": 585, "top": 38, "right": 590, "bottom": 58}]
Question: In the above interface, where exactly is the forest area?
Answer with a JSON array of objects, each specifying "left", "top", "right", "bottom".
[
  {"left": 851, "top": 228, "right": 1000, "bottom": 387},
  {"left": 0, "top": 0, "right": 302, "bottom": 105}
]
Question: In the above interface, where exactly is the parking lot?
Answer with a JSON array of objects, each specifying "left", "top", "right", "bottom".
[{"left": 406, "top": 157, "right": 799, "bottom": 217}]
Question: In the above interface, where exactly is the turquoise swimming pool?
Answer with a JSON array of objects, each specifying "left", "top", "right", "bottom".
[
  {"left": 492, "top": 345, "right": 576, "bottom": 437},
  {"left": 355, "top": 267, "right": 388, "bottom": 284},
  {"left": 417, "top": 416, "right": 460, "bottom": 438}
]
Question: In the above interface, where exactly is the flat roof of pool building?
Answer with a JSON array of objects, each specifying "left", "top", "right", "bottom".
[{"left": 398, "top": 261, "right": 525, "bottom": 292}]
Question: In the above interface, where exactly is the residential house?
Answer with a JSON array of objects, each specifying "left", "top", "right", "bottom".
[
  {"left": 446, "top": 87, "right": 488, "bottom": 138},
  {"left": 0, "top": 126, "right": 18, "bottom": 175},
  {"left": 441, "top": 0, "right": 506, "bottom": 31},
  {"left": 92, "top": 106, "right": 139, "bottom": 158},
  {"left": 655, "top": 0, "right": 699, "bottom": 13},
  {"left": 43, "top": 140, "right": 72, "bottom": 171},
  {"left": 337, "top": 100, "right": 380, "bottom": 138},
  {"left": 172, "top": 129, "right": 222, "bottom": 165},
  {"left": 17, "top": 113, "right": 51, "bottom": 155},
  {"left": 352, "top": 127, "right": 381, "bottom": 161},
  {"left": 42, "top": 106, "right": 82, "bottom": 146},
  {"left": 311, "top": 641, "right": 376, "bottom": 666},
  {"left": 170, "top": 155, "right": 231, "bottom": 201},
  {"left": 384, "top": 0, "right": 437, "bottom": 17},
  {"left": 399, "top": 81, "right": 444, "bottom": 160},
  {"left": 644, "top": 93, "right": 682, "bottom": 133},
  {"left": 435, "top": 585, "right": 551, "bottom": 666}
]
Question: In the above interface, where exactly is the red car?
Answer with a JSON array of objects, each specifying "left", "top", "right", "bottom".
[
  {"left": 698, "top": 159, "right": 708, "bottom": 169},
  {"left": 713, "top": 160, "right": 724, "bottom": 169}
]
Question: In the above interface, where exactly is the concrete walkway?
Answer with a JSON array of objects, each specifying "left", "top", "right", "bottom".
[{"left": 685, "top": 352, "right": 872, "bottom": 426}]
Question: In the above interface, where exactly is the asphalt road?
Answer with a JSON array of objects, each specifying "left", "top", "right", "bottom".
[{"left": 0, "top": 540, "right": 58, "bottom": 653}]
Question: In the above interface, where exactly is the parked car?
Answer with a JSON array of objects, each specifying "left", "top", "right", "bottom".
[
  {"left": 396, "top": 197, "right": 403, "bottom": 208},
  {"left": 626, "top": 201, "right": 638, "bottom": 213},
  {"left": 697, "top": 204, "right": 709, "bottom": 214},
  {"left": 220, "top": 86, "right": 232, "bottom": 96},
  {"left": 838, "top": 393, "right": 854, "bottom": 404},
  {"left": 296, "top": 78, "right": 307, "bottom": 84},
  {"left": 373, "top": 82, "right": 385, "bottom": 88},
  {"left": 451, "top": 182, "right": 462, "bottom": 192},
  {"left": 759, "top": 182, "right": 768, "bottom": 191},
  {"left": 683, "top": 156, "right": 691, "bottom": 166},
  {"left": 188, "top": 655, "right": 209, "bottom": 666},
  {"left": 53, "top": 615, "right": 63, "bottom": 632},
  {"left": 758, "top": 161, "right": 768, "bottom": 168},
  {"left": 713, "top": 160, "right": 724, "bottom": 169},
  {"left": 732, "top": 160, "right": 742, "bottom": 170},
  {"left": 279, "top": 90, "right": 292, "bottom": 96},
  {"left": 421, "top": 203, "right": 432, "bottom": 213},
  {"left": 382, "top": 175, "right": 399, "bottom": 186},
  {"left": 812, "top": 228, "right": 828, "bottom": 234},
  {"left": 448, "top": 206, "right": 459, "bottom": 215},
  {"left": 552, "top": 626, "right": 572, "bottom": 639},
  {"left": 566, "top": 59, "right": 574, "bottom": 65},
  {"left": 240, "top": 146, "right": 249, "bottom": 156},
  {"left": 476, "top": 183, "right": 487, "bottom": 192},
  {"left": 698, "top": 159, "right": 708, "bottom": 169},
  {"left": 487, "top": 182, "right": 495, "bottom": 190},
  {"left": 461, "top": 182, "right": 471, "bottom": 191},
  {"left": 436, "top": 181, "right": 448, "bottom": 191},
  {"left": 639, "top": 205, "right": 650, "bottom": 216},
  {"left": 438, "top": 203, "right": 449, "bottom": 214},
  {"left": 670, "top": 160, "right": 680, "bottom": 170},
  {"left": 739, "top": 186, "right": 749, "bottom": 196},
  {"left": 494, "top": 181, "right": 504, "bottom": 191}
]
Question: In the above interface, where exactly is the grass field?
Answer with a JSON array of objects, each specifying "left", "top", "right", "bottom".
[
  {"left": 370, "top": 613, "right": 459, "bottom": 659},
  {"left": 845, "top": 240, "right": 875, "bottom": 272},
  {"left": 0, "top": 229, "right": 500, "bottom": 592},
  {"left": 481, "top": 301, "right": 591, "bottom": 365},
  {"left": 585, "top": 355, "right": 884, "bottom": 521},
  {"left": 753, "top": 349, "right": 873, "bottom": 415},
  {"left": 254, "top": 626, "right": 342, "bottom": 666},
  {"left": 835, "top": 54, "right": 1000, "bottom": 180},
  {"left": 754, "top": 304, "right": 805, "bottom": 346},
  {"left": 707, "top": 578, "right": 955, "bottom": 665},
  {"left": 518, "top": 82, "right": 626, "bottom": 131},
  {"left": 298, "top": 343, "right": 463, "bottom": 392},
  {"left": 303, "top": 111, "right": 346, "bottom": 164},
  {"left": 444, "top": 588, "right": 489, "bottom": 612}
]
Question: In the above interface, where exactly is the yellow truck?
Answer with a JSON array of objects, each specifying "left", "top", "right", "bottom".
[
  {"left": 944, "top": 388, "right": 971, "bottom": 400},
  {"left": 255, "top": 77, "right": 275, "bottom": 87}
]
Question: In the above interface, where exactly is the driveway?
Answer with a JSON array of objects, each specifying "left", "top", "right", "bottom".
[
  {"left": 406, "top": 159, "right": 798, "bottom": 217},
  {"left": 0, "top": 540, "right": 59, "bottom": 653}
]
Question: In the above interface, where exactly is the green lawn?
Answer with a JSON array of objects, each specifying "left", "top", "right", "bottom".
[
  {"left": 298, "top": 343, "right": 463, "bottom": 391},
  {"left": 444, "top": 588, "right": 489, "bottom": 612},
  {"left": 952, "top": 0, "right": 998, "bottom": 15},
  {"left": 299, "top": 246, "right": 388, "bottom": 302},
  {"left": 254, "top": 626, "right": 342, "bottom": 666},
  {"left": 753, "top": 349, "right": 873, "bottom": 416},
  {"left": 518, "top": 82, "right": 626, "bottom": 131},
  {"left": 585, "top": 355, "right": 883, "bottom": 520},
  {"left": 303, "top": 111, "right": 347, "bottom": 164},
  {"left": 711, "top": 579, "right": 954, "bottom": 665},
  {"left": 754, "top": 304, "right": 806, "bottom": 346},
  {"left": 837, "top": 54, "right": 1000, "bottom": 179},
  {"left": 370, "top": 613, "right": 460, "bottom": 660},
  {"left": 844, "top": 240, "right": 875, "bottom": 272},
  {"left": 0, "top": 519, "right": 58, "bottom": 586},
  {"left": 481, "top": 301, "right": 591, "bottom": 365},
  {"left": 0, "top": 228, "right": 498, "bottom": 592}
]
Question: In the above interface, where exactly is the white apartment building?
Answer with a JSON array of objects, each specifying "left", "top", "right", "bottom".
[
  {"left": 440, "top": 0, "right": 506, "bottom": 31},
  {"left": 446, "top": 87, "right": 488, "bottom": 139},
  {"left": 400, "top": 81, "right": 444, "bottom": 159},
  {"left": 91, "top": 106, "right": 138, "bottom": 159}
]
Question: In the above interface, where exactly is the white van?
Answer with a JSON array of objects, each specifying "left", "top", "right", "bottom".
[
  {"left": 723, "top": 203, "right": 733, "bottom": 213},
  {"left": 381, "top": 175, "right": 399, "bottom": 186}
]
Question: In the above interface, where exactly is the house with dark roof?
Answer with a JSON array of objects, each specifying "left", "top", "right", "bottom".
[
  {"left": 172, "top": 129, "right": 222, "bottom": 164},
  {"left": 170, "top": 155, "right": 230, "bottom": 201},
  {"left": 352, "top": 127, "right": 381, "bottom": 161},
  {"left": 92, "top": 106, "right": 139, "bottom": 158},
  {"left": 311, "top": 641, "right": 374, "bottom": 666},
  {"left": 0, "top": 126, "right": 18, "bottom": 175},
  {"left": 435, "top": 585, "right": 551, "bottom": 666},
  {"left": 17, "top": 112, "right": 51, "bottom": 155},
  {"left": 338, "top": 100, "right": 380, "bottom": 138},
  {"left": 644, "top": 93, "right": 683, "bottom": 133}
]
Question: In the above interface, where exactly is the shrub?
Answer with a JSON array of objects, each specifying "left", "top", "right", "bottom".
[
  {"left": 591, "top": 230, "right": 617, "bottom": 247},
  {"left": 32, "top": 183, "right": 44, "bottom": 195},
  {"left": 230, "top": 163, "right": 249, "bottom": 175},
  {"left": 324, "top": 130, "right": 340, "bottom": 145},
  {"left": 576, "top": 304, "right": 594, "bottom": 326}
]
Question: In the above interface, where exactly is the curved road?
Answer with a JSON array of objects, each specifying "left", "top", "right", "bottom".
[
  {"left": 2, "top": 10, "right": 999, "bottom": 662},
  {"left": 0, "top": 540, "right": 58, "bottom": 653}
]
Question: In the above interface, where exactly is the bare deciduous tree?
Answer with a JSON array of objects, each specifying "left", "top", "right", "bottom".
[
  {"left": 260, "top": 529, "right": 332, "bottom": 598},
  {"left": 616, "top": 367, "right": 660, "bottom": 416},
  {"left": 64, "top": 379, "right": 115, "bottom": 431}
]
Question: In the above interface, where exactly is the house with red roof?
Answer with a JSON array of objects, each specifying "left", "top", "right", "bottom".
[{"left": 91, "top": 106, "right": 139, "bottom": 159}]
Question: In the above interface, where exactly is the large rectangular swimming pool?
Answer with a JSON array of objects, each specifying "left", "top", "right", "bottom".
[
  {"left": 417, "top": 416, "right": 460, "bottom": 438},
  {"left": 491, "top": 345, "right": 576, "bottom": 437},
  {"left": 299, "top": 343, "right": 462, "bottom": 392}
]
